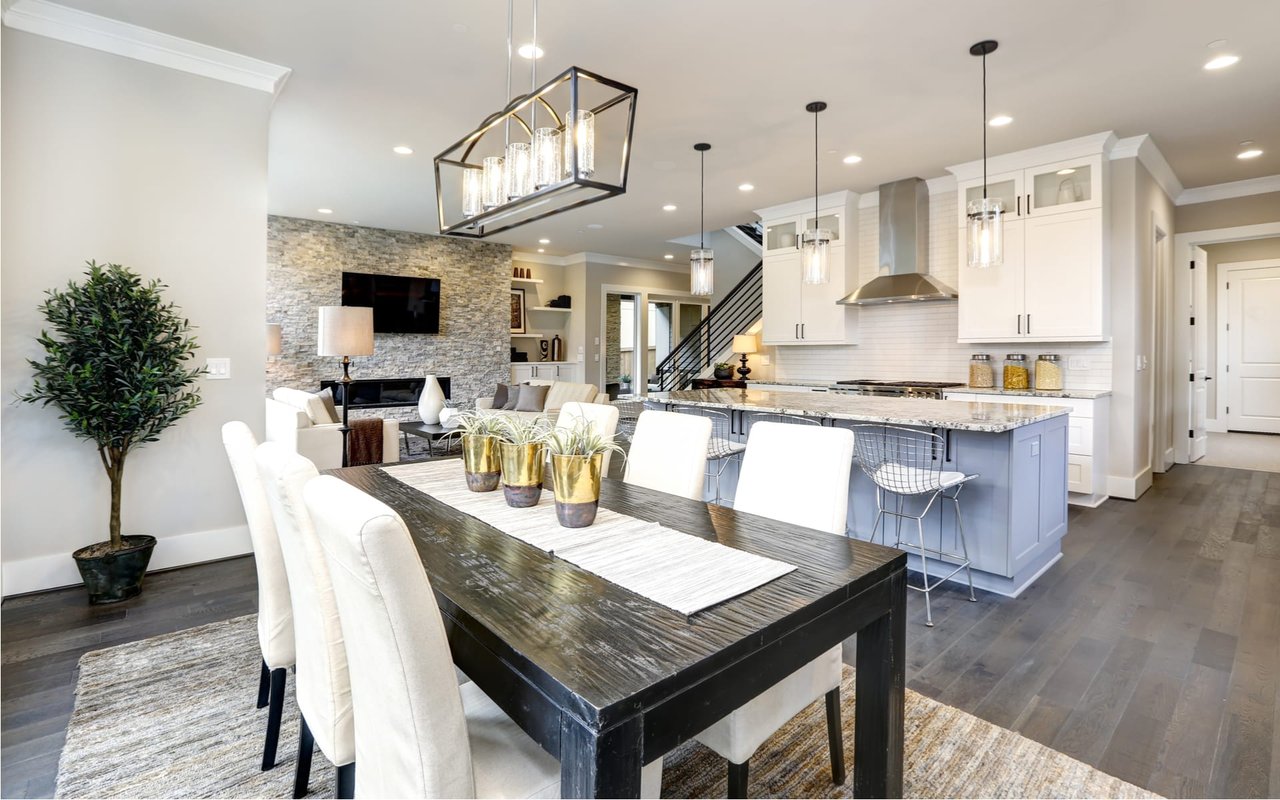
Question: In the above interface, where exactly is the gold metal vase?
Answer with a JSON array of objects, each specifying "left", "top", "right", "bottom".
[
  {"left": 499, "top": 442, "right": 545, "bottom": 508},
  {"left": 550, "top": 453, "right": 603, "bottom": 528},
  {"left": 461, "top": 434, "right": 501, "bottom": 492}
]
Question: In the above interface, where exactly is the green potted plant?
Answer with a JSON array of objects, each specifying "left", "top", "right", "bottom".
[
  {"left": 17, "top": 262, "right": 202, "bottom": 604},
  {"left": 452, "top": 411, "right": 504, "bottom": 492},
  {"left": 544, "top": 421, "right": 624, "bottom": 528},
  {"left": 713, "top": 362, "right": 734, "bottom": 380},
  {"left": 494, "top": 415, "right": 553, "bottom": 508},
  {"left": 617, "top": 373, "right": 632, "bottom": 394}
]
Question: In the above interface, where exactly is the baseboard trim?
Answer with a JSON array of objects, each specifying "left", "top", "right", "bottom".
[
  {"left": 1, "top": 524, "right": 251, "bottom": 597},
  {"left": 1106, "top": 467, "right": 1154, "bottom": 500}
]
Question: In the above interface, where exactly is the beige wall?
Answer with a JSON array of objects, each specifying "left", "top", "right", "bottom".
[
  {"left": 1, "top": 30, "right": 272, "bottom": 593},
  {"left": 1176, "top": 192, "right": 1280, "bottom": 233},
  {"left": 1202, "top": 237, "right": 1280, "bottom": 413}
]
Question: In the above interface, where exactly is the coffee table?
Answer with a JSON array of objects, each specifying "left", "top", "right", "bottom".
[{"left": 400, "top": 421, "right": 461, "bottom": 459}]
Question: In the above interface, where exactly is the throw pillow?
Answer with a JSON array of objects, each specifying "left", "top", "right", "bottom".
[
  {"left": 316, "top": 388, "right": 341, "bottom": 424},
  {"left": 502, "top": 384, "right": 523, "bottom": 411},
  {"left": 491, "top": 383, "right": 509, "bottom": 410},
  {"left": 514, "top": 383, "right": 551, "bottom": 413}
]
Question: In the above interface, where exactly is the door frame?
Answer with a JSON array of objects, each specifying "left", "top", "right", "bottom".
[
  {"left": 1171, "top": 221, "right": 1280, "bottom": 463},
  {"left": 1218, "top": 258, "right": 1280, "bottom": 432},
  {"left": 598, "top": 283, "right": 706, "bottom": 395},
  {"left": 1150, "top": 222, "right": 1173, "bottom": 473}
]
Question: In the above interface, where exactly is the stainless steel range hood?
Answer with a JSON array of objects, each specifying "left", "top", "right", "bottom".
[{"left": 837, "top": 177, "right": 957, "bottom": 305}]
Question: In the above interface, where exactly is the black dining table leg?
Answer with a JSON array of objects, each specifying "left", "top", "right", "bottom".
[
  {"left": 559, "top": 712, "right": 644, "bottom": 798},
  {"left": 854, "top": 568, "right": 906, "bottom": 799}
]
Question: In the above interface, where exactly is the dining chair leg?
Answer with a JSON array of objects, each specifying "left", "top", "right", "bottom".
[
  {"left": 262, "top": 668, "right": 287, "bottom": 771},
  {"left": 727, "top": 759, "right": 749, "bottom": 799},
  {"left": 293, "top": 714, "right": 315, "bottom": 799},
  {"left": 256, "top": 659, "right": 270, "bottom": 709},
  {"left": 335, "top": 763, "right": 355, "bottom": 800},
  {"left": 825, "top": 687, "right": 846, "bottom": 785}
]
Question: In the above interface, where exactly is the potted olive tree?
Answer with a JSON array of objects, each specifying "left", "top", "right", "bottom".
[{"left": 17, "top": 262, "right": 203, "bottom": 604}]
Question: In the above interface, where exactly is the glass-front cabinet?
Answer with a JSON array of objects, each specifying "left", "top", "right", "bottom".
[
  {"left": 764, "top": 220, "right": 799, "bottom": 253},
  {"left": 1027, "top": 156, "right": 1102, "bottom": 216},
  {"left": 803, "top": 212, "right": 843, "bottom": 242},
  {"left": 956, "top": 171, "right": 1022, "bottom": 227}
]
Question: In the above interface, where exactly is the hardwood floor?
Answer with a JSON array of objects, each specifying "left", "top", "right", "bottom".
[{"left": 3, "top": 462, "right": 1277, "bottom": 798}]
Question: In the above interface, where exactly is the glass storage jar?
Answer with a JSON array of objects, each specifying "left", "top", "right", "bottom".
[
  {"left": 1003, "top": 354, "right": 1029, "bottom": 390},
  {"left": 969, "top": 354, "right": 995, "bottom": 388},
  {"left": 1035, "top": 354, "right": 1063, "bottom": 391}
]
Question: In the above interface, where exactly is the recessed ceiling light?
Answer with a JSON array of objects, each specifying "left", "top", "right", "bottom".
[
  {"left": 587, "top": 223, "right": 604, "bottom": 229},
  {"left": 537, "top": 248, "right": 545, "bottom": 253},
  {"left": 619, "top": 262, "right": 629, "bottom": 266},
  {"left": 738, "top": 183, "right": 754, "bottom": 192},
  {"left": 842, "top": 154, "right": 862, "bottom": 165},
  {"left": 1204, "top": 54, "right": 1240, "bottom": 70},
  {"left": 988, "top": 115, "right": 1013, "bottom": 127},
  {"left": 317, "top": 208, "right": 333, "bottom": 214},
  {"left": 664, "top": 254, "right": 674, "bottom": 260},
  {"left": 662, "top": 204, "right": 677, "bottom": 211},
  {"left": 392, "top": 145, "right": 414, "bottom": 155},
  {"left": 1057, "top": 168, "right": 1076, "bottom": 175},
  {"left": 538, "top": 238, "right": 550, "bottom": 244},
  {"left": 1237, "top": 147, "right": 1263, "bottom": 160},
  {"left": 517, "top": 43, "right": 544, "bottom": 59}
]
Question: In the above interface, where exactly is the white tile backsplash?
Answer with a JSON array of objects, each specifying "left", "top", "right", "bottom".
[{"left": 774, "top": 190, "right": 1113, "bottom": 390}]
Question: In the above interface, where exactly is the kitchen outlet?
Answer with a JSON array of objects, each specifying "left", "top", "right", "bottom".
[
  {"left": 593, "top": 337, "right": 600, "bottom": 345},
  {"left": 593, "top": 353, "right": 599, "bottom": 361},
  {"left": 205, "top": 357, "right": 231, "bottom": 380},
  {"left": 1068, "top": 356, "right": 1089, "bottom": 370},
  {"left": 760, "top": 354, "right": 772, "bottom": 366}
]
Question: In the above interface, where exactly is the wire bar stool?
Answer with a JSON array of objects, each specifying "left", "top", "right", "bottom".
[
  {"left": 611, "top": 400, "right": 646, "bottom": 443},
  {"left": 672, "top": 406, "right": 744, "bottom": 505},
  {"left": 851, "top": 424, "right": 978, "bottom": 626}
]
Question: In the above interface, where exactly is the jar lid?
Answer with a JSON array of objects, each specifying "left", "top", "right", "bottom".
[
  {"left": 971, "top": 354, "right": 991, "bottom": 361},
  {"left": 1037, "top": 354, "right": 1060, "bottom": 362},
  {"left": 1006, "top": 353, "right": 1027, "bottom": 361}
]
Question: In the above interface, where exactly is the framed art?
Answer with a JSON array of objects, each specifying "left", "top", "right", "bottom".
[{"left": 510, "top": 287, "right": 527, "bottom": 334}]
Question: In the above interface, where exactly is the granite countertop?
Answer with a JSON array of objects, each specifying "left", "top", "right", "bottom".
[
  {"left": 746, "top": 380, "right": 833, "bottom": 388},
  {"left": 650, "top": 389, "right": 1069, "bottom": 433},
  {"left": 948, "top": 386, "right": 1113, "bottom": 400}
]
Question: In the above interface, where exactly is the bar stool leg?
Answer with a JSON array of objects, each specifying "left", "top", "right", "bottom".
[
  {"left": 952, "top": 489, "right": 977, "bottom": 602},
  {"left": 915, "top": 511, "right": 934, "bottom": 627}
]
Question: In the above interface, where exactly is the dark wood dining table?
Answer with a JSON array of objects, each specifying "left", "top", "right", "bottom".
[{"left": 334, "top": 464, "right": 907, "bottom": 798}]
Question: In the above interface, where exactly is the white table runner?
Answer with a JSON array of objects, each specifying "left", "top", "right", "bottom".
[{"left": 381, "top": 460, "right": 796, "bottom": 615}]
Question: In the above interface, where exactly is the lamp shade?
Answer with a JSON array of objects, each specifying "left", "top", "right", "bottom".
[
  {"left": 265, "top": 322, "right": 282, "bottom": 356},
  {"left": 733, "top": 334, "right": 759, "bottom": 355},
  {"left": 317, "top": 306, "right": 374, "bottom": 357}
]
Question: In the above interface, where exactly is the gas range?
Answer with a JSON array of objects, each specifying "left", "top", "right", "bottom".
[{"left": 828, "top": 379, "right": 964, "bottom": 399}]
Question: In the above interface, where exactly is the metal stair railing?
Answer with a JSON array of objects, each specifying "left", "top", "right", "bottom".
[{"left": 652, "top": 261, "right": 763, "bottom": 392}]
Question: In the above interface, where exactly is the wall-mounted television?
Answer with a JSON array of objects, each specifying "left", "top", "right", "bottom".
[{"left": 341, "top": 271, "right": 441, "bottom": 334}]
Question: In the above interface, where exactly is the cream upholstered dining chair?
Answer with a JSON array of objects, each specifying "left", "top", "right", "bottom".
[
  {"left": 302, "top": 475, "right": 665, "bottom": 799},
  {"left": 622, "top": 409, "right": 713, "bottom": 500},
  {"left": 695, "top": 421, "right": 854, "bottom": 798},
  {"left": 220, "top": 422, "right": 295, "bottom": 772},
  {"left": 255, "top": 443, "right": 356, "bottom": 799},
  {"left": 556, "top": 401, "right": 621, "bottom": 475}
]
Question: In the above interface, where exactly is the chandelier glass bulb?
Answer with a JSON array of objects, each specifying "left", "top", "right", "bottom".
[
  {"left": 802, "top": 228, "right": 832, "bottom": 284},
  {"left": 504, "top": 142, "right": 532, "bottom": 201},
  {"left": 533, "top": 127, "right": 562, "bottom": 189},
  {"left": 563, "top": 110, "right": 595, "bottom": 179},
  {"left": 966, "top": 198, "right": 1004, "bottom": 268},
  {"left": 691, "top": 249, "right": 714, "bottom": 296},
  {"left": 462, "top": 168, "right": 484, "bottom": 217},
  {"left": 482, "top": 156, "right": 505, "bottom": 209}
]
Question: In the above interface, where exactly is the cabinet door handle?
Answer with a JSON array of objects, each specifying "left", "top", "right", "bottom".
[
  {"left": 795, "top": 323, "right": 799, "bottom": 339},
  {"left": 1026, "top": 193, "right": 1032, "bottom": 215},
  {"left": 1027, "top": 314, "right": 1031, "bottom": 335},
  {"left": 1016, "top": 195, "right": 1021, "bottom": 216},
  {"left": 801, "top": 323, "right": 806, "bottom": 339},
  {"left": 1017, "top": 314, "right": 1022, "bottom": 334}
]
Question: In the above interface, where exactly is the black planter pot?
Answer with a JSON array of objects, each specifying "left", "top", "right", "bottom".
[
  {"left": 72, "top": 535, "right": 156, "bottom": 605},
  {"left": 713, "top": 368, "right": 733, "bottom": 380}
]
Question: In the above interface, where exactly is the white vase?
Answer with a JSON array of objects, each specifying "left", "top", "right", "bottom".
[
  {"left": 439, "top": 405, "right": 460, "bottom": 428},
  {"left": 418, "top": 376, "right": 445, "bottom": 424}
]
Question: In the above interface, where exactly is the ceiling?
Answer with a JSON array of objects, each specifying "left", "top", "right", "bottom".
[{"left": 46, "top": 0, "right": 1280, "bottom": 263}]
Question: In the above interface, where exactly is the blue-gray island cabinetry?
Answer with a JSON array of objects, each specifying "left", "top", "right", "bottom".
[{"left": 649, "top": 389, "right": 1071, "bottom": 597}]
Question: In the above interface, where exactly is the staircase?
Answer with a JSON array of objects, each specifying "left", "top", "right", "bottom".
[{"left": 651, "top": 261, "right": 763, "bottom": 392}]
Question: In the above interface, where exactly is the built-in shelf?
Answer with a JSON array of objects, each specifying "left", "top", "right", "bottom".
[
  {"left": 510, "top": 333, "right": 545, "bottom": 339},
  {"left": 512, "top": 277, "right": 544, "bottom": 285},
  {"left": 528, "top": 306, "right": 571, "bottom": 313}
]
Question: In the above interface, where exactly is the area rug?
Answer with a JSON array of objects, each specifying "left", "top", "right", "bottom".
[{"left": 55, "top": 615, "right": 1157, "bottom": 799}]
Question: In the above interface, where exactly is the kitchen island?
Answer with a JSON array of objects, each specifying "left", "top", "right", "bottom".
[{"left": 648, "top": 388, "right": 1071, "bottom": 597}]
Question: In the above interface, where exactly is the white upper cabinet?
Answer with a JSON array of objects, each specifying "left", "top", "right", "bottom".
[
  {"left": 755, "top": 191, "right": 859, "bottom": 346},
  {"left": 949, "top": 133, "right": 1112, "bottom": 343}
]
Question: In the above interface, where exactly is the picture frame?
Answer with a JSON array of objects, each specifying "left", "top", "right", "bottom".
[{"left": 510, "top": 287, "right": 527, "bottom": 334}]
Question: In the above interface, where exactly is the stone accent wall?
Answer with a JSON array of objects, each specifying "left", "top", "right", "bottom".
[
  {"left": 265, "top": 216, "right": 510, "bottom": 416},
  {"left": 604, "top": 293, "right": 621, "bottom": 383}
]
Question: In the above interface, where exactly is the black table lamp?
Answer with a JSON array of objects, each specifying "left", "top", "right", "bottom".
[{"left": 317, "top": 306, "right": 374, "bottom": 467}]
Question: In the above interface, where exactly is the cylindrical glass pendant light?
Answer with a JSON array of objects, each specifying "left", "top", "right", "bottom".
[
  {"left": 504, "top": 141, "right": 532, "bottom": 200},
  {"left": 482, "top": 156, "right": 505, "bottom": 209},
  {"left": 690, "top": 143, "right": 713, "bottom": 296},
  {"left": 564, "top": 110, "right": 595, "bottom": 179},
  {"left": 967, "top": 40, "right": 1003, "bottom": 268},
  {"left": 533, "top": 127, "right": 561, "bottom": 189},
  {"left": 802, "top": 101, "right": 830, "bottom": 285},
  {"left": 462, "top": 167, "right": 484, "bottom": 217}
]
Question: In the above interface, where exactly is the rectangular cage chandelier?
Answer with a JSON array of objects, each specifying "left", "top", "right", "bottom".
[{"left": 434, "top": 66, "right": 638, "bottom": 238}]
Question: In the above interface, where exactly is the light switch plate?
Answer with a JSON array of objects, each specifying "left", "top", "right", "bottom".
[{"left": 205, "top": 358, "right": 231, "bottom": 380}]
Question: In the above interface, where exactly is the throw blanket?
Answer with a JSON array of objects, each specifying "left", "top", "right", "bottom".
[{"left": 348, "top": 419, "right": 384, "bottom": 466}]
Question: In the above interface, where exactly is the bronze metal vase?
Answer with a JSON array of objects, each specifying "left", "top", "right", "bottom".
[
  {"left": 550, "top": 453, "right": 603, "bottom": 528},
  {"left": 462, "top": 434, "right": 501, "bottom": 492},
  {"left": 499, "top": 442, "right": 545, "bottom": 508}
]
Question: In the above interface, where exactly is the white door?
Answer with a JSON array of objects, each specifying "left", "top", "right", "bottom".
[
  {"left": 1022, "top": 210, "right": 1104, "bottom": 339},
  {"left": 957, "top": 220, "right": 1025, "bottom": 341},
  {"left": 1223, "top": 260, "right": 1280, "bottom": 433},
  {"left": 1188, "top": 246, "right": 1209, "bottom": 461},
  {"left": 761, "top": 252, "right": 802, "bottom": 344}
]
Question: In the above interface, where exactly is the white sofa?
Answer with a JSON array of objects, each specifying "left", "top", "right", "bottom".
[
  {"left": 265, "top": 388, "right": 400, "bottom": 471},
  {"left": 475, "top": 380, "right": 608, "bottom": 422}
]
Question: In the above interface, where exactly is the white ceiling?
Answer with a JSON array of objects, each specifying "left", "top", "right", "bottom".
[{"left": 44, "top": 0, "right": 1280, "bottom": 262}]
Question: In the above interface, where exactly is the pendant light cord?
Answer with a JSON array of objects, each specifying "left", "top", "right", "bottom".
[
  {"left": 529, "top": 0, "right": 537, "bottom": 129},
  {"left": 504, "top": 0, "right": 512, "bottom": 149},
  {"left": 700, "top": 148, "right": 705, "bottom": 249},
  {"left": 982, "top": 49, "right": 988, "bottom": 200},
  {"left": 813, "top": 109, "right": 819, "bottom": 228}
]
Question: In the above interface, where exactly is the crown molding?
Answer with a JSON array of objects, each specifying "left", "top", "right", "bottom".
[
  {"left": 2, "top": 0, "right": 291, "bottom": 95},
  {"left": 512, "top": 251, "right": 689, "bottom": 274},
  {"left": 1111, "top": 134, "right": 1184, "bottom": 202},
  {"left": 1176, "top": 174, "right": 1280, "bottom": 206},
  {"left": 947, "top": 131, "right": 1118, "bottom": 183},
  {"left": 511, "top": 251, "right": 567, "bottom": 266}
]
